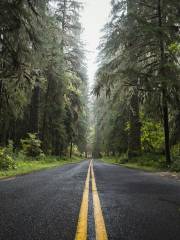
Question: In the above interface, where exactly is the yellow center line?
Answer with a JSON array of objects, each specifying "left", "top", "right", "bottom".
[
  {"left": 75, "top": 160, "right": 91, "bottom": 240},
  {"left": 91, "top": 161, "right": 108, "bottom": 240}
]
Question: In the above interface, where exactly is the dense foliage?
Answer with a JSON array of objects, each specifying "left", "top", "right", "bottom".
[
  {"left": 93, "top": 0, "right": 180, "bottom": 165},
  {"left": 0, "top": 148, "right": 16, "bottom": 170},
  {"left": 0, "top": 0, "right": 89, "bottom": 158}
]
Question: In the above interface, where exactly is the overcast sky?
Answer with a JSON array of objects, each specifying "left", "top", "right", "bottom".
[{"left": 81, "top": 0, "right": 111, "bottom": 88}]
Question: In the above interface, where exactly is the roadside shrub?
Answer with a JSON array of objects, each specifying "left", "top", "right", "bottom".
[
  {"left": 0, "top": 148, "right": 16, "bottom": 170},
  {"left": 171, "top": 144, "right": 180, "bottom": 156},
  {"left": 17, "top": 150, "right": 26, "bottom": 161},
  {"left": 171, "top": 159, "right": 180, "bottom": 172},
  {"left": 21, "top": 133, "right": 43, "bottom": 158},
  {"left": 4, "top": 140, "right": 14, "bottom": 156},
  {"left": 119, "top": 153, "right": 128, "bottom": 164},
  {"left": 141, "top": 117, "right": 164, "bottom": 153},
  {"left": 128, "top": 153, "right": 166, "bottom": 169}
]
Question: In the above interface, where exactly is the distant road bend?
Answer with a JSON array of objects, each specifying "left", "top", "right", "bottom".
[{"left": 0, "top": 160, "right": 180, "bottom": 240}]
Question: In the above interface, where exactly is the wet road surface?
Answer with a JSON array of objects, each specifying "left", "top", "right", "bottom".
[{"left": 0, "top": 160, "right": 180, "bottom": 240}]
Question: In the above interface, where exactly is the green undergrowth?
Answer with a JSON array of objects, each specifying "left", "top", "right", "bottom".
[
  {"left": 102, "top": 153, "right": 180, "bottom": 172},
  {"left": 0, "top": 155, "right": 84, "bottom": 179}
]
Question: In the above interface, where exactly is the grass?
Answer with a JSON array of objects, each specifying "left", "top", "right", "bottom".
[
  {"left": 0, "top": 155, "right": 84, "bottom": 179},
  {"left": 102, "top": 153, "right": 168, "bottom": 172}
]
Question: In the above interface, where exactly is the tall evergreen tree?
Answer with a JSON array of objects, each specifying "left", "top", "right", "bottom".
[
  {"left": 0, "top": 0, "right": 89, "bottom": 157},
  {"left": 93, "top": 0, "right": 180, "bottom": 164}
]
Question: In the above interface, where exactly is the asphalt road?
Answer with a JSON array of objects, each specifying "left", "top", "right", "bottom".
[{"left": 0, "top": 160, "right": 180, "bottom": 240}]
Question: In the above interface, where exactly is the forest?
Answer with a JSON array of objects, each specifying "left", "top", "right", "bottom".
[
  {"left": 0, "top": 0, "right": 180, "bottom": 175},
  {"left": 0, "top": 0, "right": 89, "bottom": 174},
  {"left": 93, "top": 0, "right": 180, "bottom": 171},
  {"left": 0, "top": 1, "right": 180, "bottom": 239}
]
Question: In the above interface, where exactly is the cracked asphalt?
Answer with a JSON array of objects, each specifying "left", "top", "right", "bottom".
[{"left": 0, "top": 160, "right": 180, "bottom": 240}]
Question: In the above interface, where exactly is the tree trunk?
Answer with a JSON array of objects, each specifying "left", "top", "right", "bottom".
[
  {"left": 29, "top": 84, "right": 40, "bottom": 134},
  {"left": 70, "top": 141, "right": 73, "bottom": 159},
  {"left": 162, "top": 89, "right": 171, "bottom": 164},
  {"left": 127, "top": 0, "right": 141, "bottom": 159},
  {"left": 1, "top": 117, "right": 9, "bottom": 146},
  {"left": 0, "top": 80, "right": 2, "bottom": 117},
  {"left": 128, "top": 90, "right": 141, "bottom": 158},
  {"left": 41, "top": 71, "right": 51, "bottom": 152},
  {"left": 170, "top": 107, "right": 180, "bottom": 146},
  {"left": 158, "top": 0, "right": 171, "bottom": 164}
]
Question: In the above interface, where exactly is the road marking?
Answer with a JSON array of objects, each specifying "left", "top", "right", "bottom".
[
  {"left": 75, "top": 161, "right": 91, "bottom": 240},
  {"left": 91, "top": 162, "right": 108, "bottom": 240}
]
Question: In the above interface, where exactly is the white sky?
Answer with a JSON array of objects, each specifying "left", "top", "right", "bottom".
[{"left": 81, "top": 0, "right": 111, "bottom": 89}]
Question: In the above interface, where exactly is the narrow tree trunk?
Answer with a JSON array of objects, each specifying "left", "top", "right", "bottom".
[
  {"left": 0, "top": 80, "right": 2, "bottom": 116},
  {"left": 170, "top": 105, "right": 180, "bottom": 146},
  {"left": 70, "top": 141, "right": 73, "bottom": 159},
  {"left": 1, "top": 117, "right": 9, "bottom": 146},
  {"left": 11, "top": 120, "right": 18, "bottom": 148},
  {"left": 162, "top": 90, "right": 171, "bottom": 164},
  {"left": 127, "top": 0, "right": 141, "bottom": 159},
  {"left": 128, "top": 90, "right": 141, "bottom": 158},
  {"left": 41, "top": 71, "right": 51, "bottom": 152},
  {"left": 29, "top": 84, "right": 40, "bottom": 134},
  {"left": 158, "top": 0, "right": 171, "bottom": 164},
  {"left": 54, "top": 131, "right": 61, "bottom": 156},
  {"left": 0, "top": 80, "right": 3, "bottom": 145}
]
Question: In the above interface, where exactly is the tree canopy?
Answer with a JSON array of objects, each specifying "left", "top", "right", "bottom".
[
  {"left": 93, "top": 0, "right": 180, "bottom": 165},
  {"left": 0, "top": 0, "right": 89, "bottom": 157}
]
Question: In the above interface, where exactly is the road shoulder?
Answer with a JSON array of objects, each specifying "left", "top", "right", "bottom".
[
  {"left": 0, "top": 157, "right": 85, "bottom": 180},
  {"left": 101, "top": 158, "right": 180, "bottom": 181}
]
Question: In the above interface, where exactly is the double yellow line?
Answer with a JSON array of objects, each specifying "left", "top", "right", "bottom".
[{"left": 75, "top": 160, "right": 108, "bottom": 240}]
